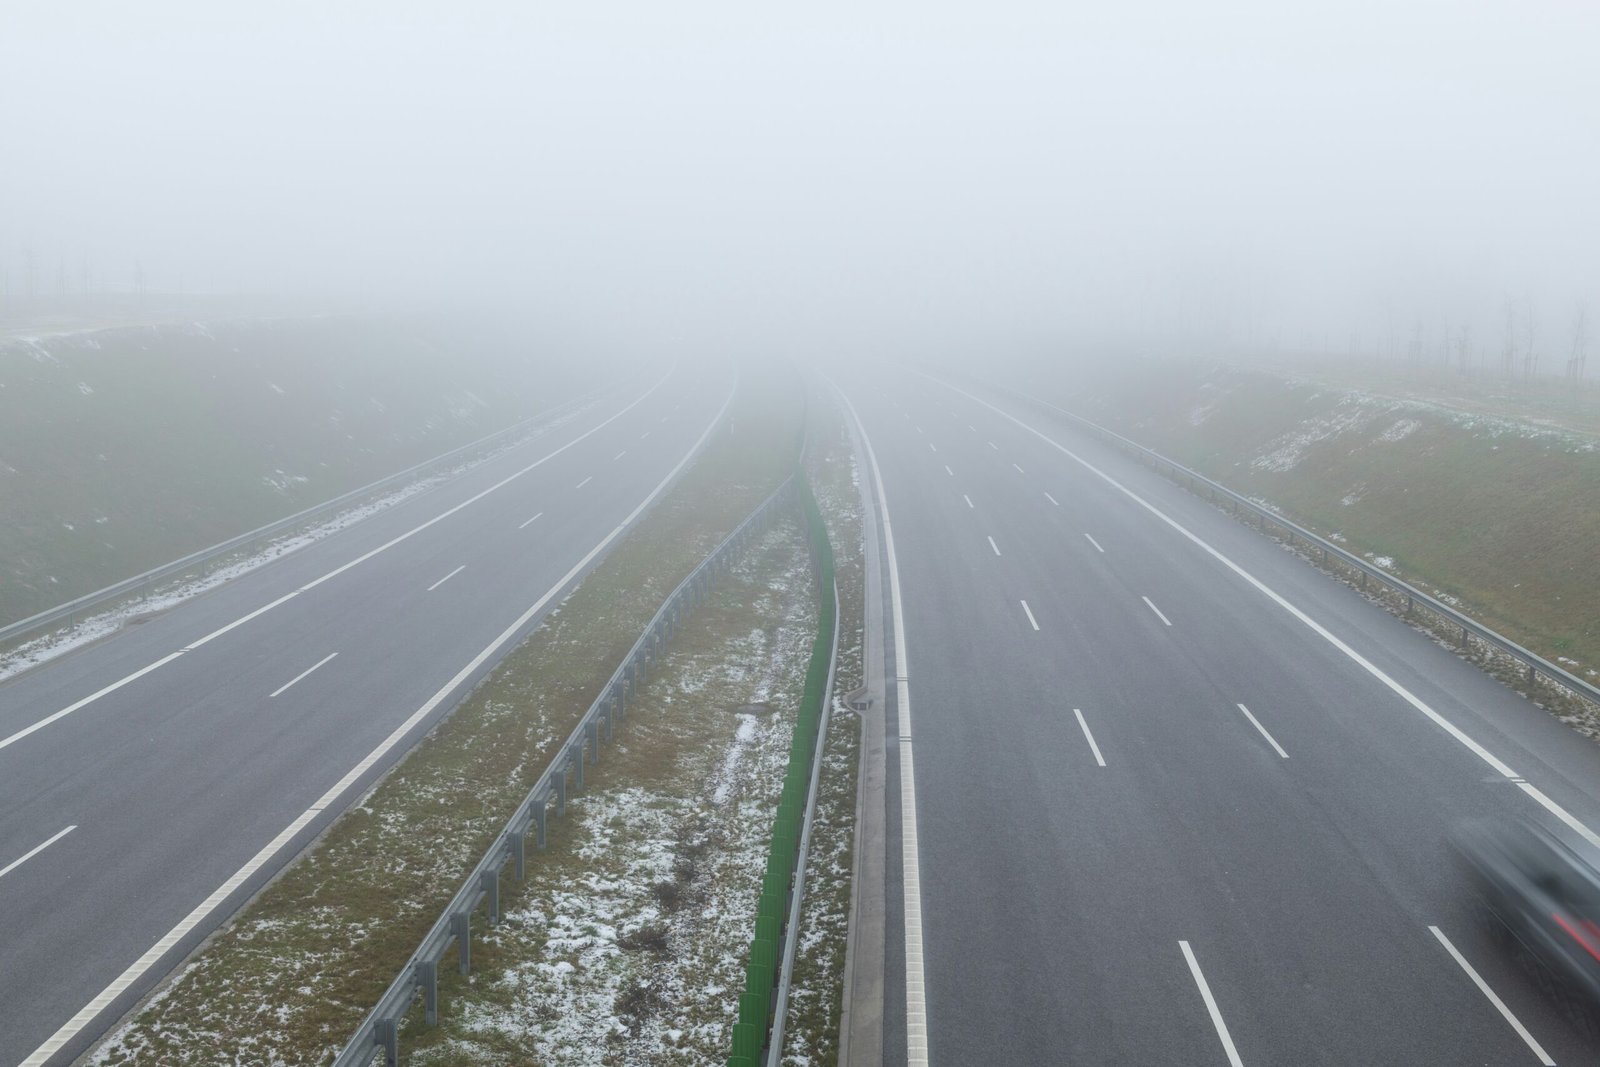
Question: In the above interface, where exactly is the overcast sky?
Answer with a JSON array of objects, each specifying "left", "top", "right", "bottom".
[{"left": 4, "top": 0, "right": 1598, "bottom": 361}]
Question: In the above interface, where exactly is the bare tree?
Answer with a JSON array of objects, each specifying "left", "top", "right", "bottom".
[
  {"left": 1457, "top": 324, "right": 1473, "bottom": 374},
  {"left": 1568, "top": 301, "right": 1589, "bottom": 382},
  {"left": 1522, "top": 297, "right": 1538, "bottom": 378},
  {"left": 1501, "top": 297, "right": 1517, "bottom": 378}
]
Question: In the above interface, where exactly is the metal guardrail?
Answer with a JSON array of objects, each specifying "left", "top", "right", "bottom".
[
  {"left": 333, "top": 475, "right": 799, "bottom": 1067},
  {"left": 1005, "top": 386, "right": 1600, "bottom": 709},
  {"left": 0, "top": 388, "right": 609, "bottom": 651},
  {"left": 766, "top": 574, "right": 840, "bottom": 1067}
]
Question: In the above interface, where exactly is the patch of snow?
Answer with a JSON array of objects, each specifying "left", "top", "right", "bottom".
[{"left": 1377, "top": 417, "right": 1421, "bottom": 442}]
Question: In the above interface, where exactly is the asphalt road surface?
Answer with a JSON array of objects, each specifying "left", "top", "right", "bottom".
[
  {"left": 836, "top": 368, "right": 1600, "bottom": 1066},
  {"left": 0, "top": 364, "right": 732, "bottom": 1066}
]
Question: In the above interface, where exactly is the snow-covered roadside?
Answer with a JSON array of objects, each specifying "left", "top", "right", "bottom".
[
  {"left": 0, "top": 399, "right": 596, "bottom": 684},
  {"left": 403, "top": 518, "right": 818, "bottom": 1066}
]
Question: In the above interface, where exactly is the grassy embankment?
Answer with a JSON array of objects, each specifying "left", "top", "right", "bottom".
[
  {"left": 93, "top": 366, "right": 802, "bottom": 1066},
  {"left": 0, "top": 317, "right": 583, "bottom": 627},
  {"left": 1035, "top": 357, "right": 1600, "bottom": 722}
]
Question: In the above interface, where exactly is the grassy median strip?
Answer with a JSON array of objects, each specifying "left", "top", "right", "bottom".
[
  {"left": 92, "top": 369, "right": 800, "bottom": 1066},
  {"left": 403, "top": 514, "right": 817, "bottom": 1065}
]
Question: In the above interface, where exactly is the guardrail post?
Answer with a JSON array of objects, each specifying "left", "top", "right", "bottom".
[
  {"left": 1405, "top": 594, "right": 1414, "bottom": 615},
  {"left": 453, "top": 911, "right": 471, "bottom": 974},
  {"left": 587, "top": 719, "right": 601, "bottom": 762},
  {"left": 511, "top": 827, "right": 526, "bottom": 880},
  {"left": 1459, "top": 624, "right": 1469, "bottom": 648},
  {"left": 417, "top": 959, "right": 439, "bottom": 1025},
  {"left": 375, "top": 1018, "right": 399, "bottom": 1066},
  {"left": 555, "top": 766, "right": 568, "bottom": 816},
  {"left": 481, "top": 868, "right": 500, "bottom": 925},
  {"left": 533, "top": 799, "right": 548, "bottom": 849},
  {"left": 1528, "top": 662, "right": 1538, "bottom": 687}
]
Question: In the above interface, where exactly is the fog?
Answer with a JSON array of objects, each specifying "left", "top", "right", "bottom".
[{"left": 4, "top": 0, "right": 1599, "bottom": 368}]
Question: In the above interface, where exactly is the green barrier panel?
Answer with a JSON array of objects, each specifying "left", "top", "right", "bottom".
[
  {"left": 740, "top": 990, "right": 767, "bottom": 1027},
  {"left": 728, "top": 465, "right": 838, "bottom": 1064},
  {"left": 733, "top": 1021, "right": 761, "bottom": 1059}
]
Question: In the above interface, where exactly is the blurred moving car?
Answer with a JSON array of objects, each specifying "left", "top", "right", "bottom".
[{"left": 1452, "top": 817, "right": 1600, "bottom": 1006}]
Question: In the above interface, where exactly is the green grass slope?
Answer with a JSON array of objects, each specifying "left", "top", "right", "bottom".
[
  {"left": 1033, "top": 359, "right": 1600, "bottom": 680},
  {"left": 0, "top": 317, "right": 585, "bottom": 626}
]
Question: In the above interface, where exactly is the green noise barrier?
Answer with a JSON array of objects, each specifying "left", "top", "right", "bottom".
[{"left": 727, "top": 453, "right": 838, "bottom": 1067}]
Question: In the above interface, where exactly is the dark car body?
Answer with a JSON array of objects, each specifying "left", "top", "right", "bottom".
[{"left": 1452, "top": 818, "right": 1600, "bottom": 1005}]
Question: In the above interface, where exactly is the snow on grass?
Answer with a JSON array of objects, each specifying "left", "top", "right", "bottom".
[{"left": 405, "top": 521, "right": 817, "bottom": 1066}]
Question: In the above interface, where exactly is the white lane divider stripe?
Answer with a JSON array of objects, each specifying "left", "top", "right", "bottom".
[
  {"left": 987, "top": 441, "right": 998, "bottom": 450},
  {"left": 1235, "top": 703, "right": 1289, "bottom": 758},
  {"left": 17, "top": 380, "right": 740, "bottom": 1067},
  {"left": 944, "top": 465, "right": 954, "bottom": 477},
  {"left": 1084, "top": 533, "right": 1105, "bottom": 553},
  {"left": 928, "top": 442, "right": 937, "bottom": 453},
  {"left": 268, "top": 652, "right": 339, "bottom": 699},
  {"left": 1430, "top": 925, "right": 1555, "bottom": 1065},
  {"left": 0, "top": 825, "right": 76, "bottom": 881},
  {"left": 987, "top": 536, "right": 1002, "bottom": 556},
  {"left": 426, "top": 565, "right": 465, "bottom": 592},
  {"left": 1180, "top": 941, "right": 1245, "bottom": 1067},
  {"left": 1045, "top": 491, "right": 1060, "bottom": 506},
  {"left": 575, "top": 475, "right": 593, "bottom": 489},
  {"left": 1020, "top": 600, "right": 1040, "bottom": 631},
  {"left": 1143, "top": 596, "right": 1173, "bottom": 626},
  {"left": 936, "top": 379, "right": 1574, "bottom": 829},
  {"left": 1012, "top": 463, "right": 1025, "bottom": 474},
  {"left": 518, "top": 511, "right": 544, "bottom": 529},
  {"left": 0, "top": 376, "right": 675, "bottom": 755},
  {"left": 614, "top": 450, "right": 627, "bottom": 461},
  {"left": 833, "top": 383, "right": 930, "bottom": 1067},
  {"left": 963, "top": 495, "right": 974, "bottom": 509},
  {"left": 1074, "top": 709, "right": 1106, "bottom": 767}
]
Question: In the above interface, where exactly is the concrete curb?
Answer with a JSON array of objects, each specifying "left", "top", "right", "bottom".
[{"left": 835, "top": 395, "right": 887, "bottom": 1067}]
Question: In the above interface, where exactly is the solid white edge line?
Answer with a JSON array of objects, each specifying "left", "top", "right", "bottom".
[
  {"left": 987, "top": 536, "right": 1001, "bottom": 556},
  {"left": 1020, "top": 599, "right": 1040, "bottom": 631},
  {"left": 1073, "top": 708, "right": 1106, "bottom": 767},
  {"left": 831, "top": 380, "right": 930, "bottom": 1067},
  {"left": 425, "top": 565, "right": 466, "bottom": 592},
  {"left": 1045, "top": 491, "right": 1060, "bottom": 506},
  {"left": 1084, "top": 533, "right": 1105, "bottom": 553},
  {"left": 1235, "top": 703, "right": 1289, "bottom": 759},
  {"left": 1429, "top": 925, "right": 1555, "bottom": 1065},
  {"left": 1180, "top": 940, "right": 1246, "bottom": 1067},
  {"left": 932, "top": 378, "right": 1591, "bottom": 837},
  {"left": 1142, "top": 595, "right": 1173, "bottom": 626},
  {"left": 575, "top": 475, "right": 593, "bottom": 489},
  {"left": 268, "top": 652, "right": 339, "bottom": 699},
  {"left": 0, "top": 375, "right": 676, "bottom": 755},
  {"left": 0, "top": 825, "right": 77, "bottom": 880},
  {"left": 518, "top": 511, "right": 544, "bottom": 529},
  {"left": 19, "top": 379, "right": 739, "bottom": 1067}
]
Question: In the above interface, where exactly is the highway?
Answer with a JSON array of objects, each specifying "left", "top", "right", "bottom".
[
  {"left": 836, "top": 369, "right": 1600, "bottom": 1065},
  {"left": 0, "top": 363, "right": 732, "bottom": 1067}
]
